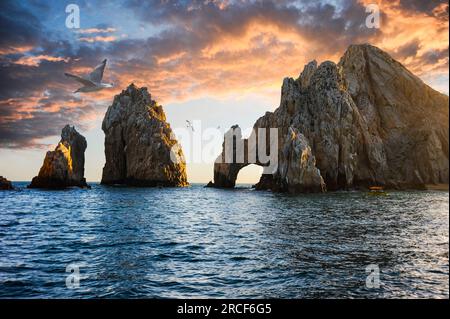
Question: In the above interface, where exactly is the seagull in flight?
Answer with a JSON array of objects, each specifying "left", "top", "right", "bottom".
[
  {"left": 65, "top": 59, "right": 113, "bottom": 93},
  {"left": 186, "top": 120, "right": 195, "bottom": 132}
]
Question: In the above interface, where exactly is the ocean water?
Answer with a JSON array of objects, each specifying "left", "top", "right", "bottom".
[{"left": 0, "top": 182, "right": 448, "bottom": 299}]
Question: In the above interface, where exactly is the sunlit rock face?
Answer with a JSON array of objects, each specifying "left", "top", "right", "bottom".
[
  {"left": 28, "top": 125, "right": 88, "bottom": 189},
  {"left": 101, "top": 84, "right": 188, "bottom": 187},
  {"left": 0, "top": 176, "right": 14, "bottom": 190},
  {"left": 338, "top": 44, "right": 449, "bottom": 189},
  {"left": 210, "top": 44, "right": 449, "bottom": 192}
]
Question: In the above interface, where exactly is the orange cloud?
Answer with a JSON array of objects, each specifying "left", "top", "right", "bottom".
[
  {"left": 358, "top": 0, "right": 449, "bottom": 78},
  {"left": 0, "top": 45, "right": 34, "bottom": 55},
  {"left": 78, "top": 36, "right": 117, "bottom": 43},
  {"left": 14, "top": 55, "right": 70, "bottom": 67},
  {"left": 76, "top": 27, "right": 117, "bottom": 34}
]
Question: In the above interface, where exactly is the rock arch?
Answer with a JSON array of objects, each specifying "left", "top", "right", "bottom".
[{"left": 209, "top": 124, "right": 326, "bottom": 193}]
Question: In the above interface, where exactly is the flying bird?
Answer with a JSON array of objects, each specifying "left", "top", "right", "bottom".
[
  {"left": 186, "top": 120, "right": 195, "bottom": 132},
  {"left": 65, "top": 59, "right": 113, "bottom": 93}
]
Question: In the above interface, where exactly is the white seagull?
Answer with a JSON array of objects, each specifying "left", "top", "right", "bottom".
[
  {"left": 65, "top": 59, "right": 113, "bottom": 93},
  {"left": 186, "top": 120, "right": 195, "bottom": 132}
]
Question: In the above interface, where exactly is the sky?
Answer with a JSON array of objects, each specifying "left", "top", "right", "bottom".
[{"left": 0, "top": 0, "right": 448, "bottom": 183}]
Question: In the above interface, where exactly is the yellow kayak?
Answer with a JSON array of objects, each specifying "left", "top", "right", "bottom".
[{"left": 368, "top": 186, "right": 388, "bottom": 196}]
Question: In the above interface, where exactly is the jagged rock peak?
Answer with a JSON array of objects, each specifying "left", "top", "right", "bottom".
[
  {"left": 297, "top": 60, "right": 317, "bottom": 89},
  {"left": 101, "top": 84, "right": 188, "bottom": 187},
  {"left": 28, "top": 125, "right": 88, "bottom": 189}
]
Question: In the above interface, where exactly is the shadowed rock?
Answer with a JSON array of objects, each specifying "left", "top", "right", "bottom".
[
  {"left": 210, "top": 44, "right": 449, "bottom": 192},
  {"left": 28, "top": 125, "right": 88, "bottom": 189},
  {"left": 101, "top": 84, "right": 188, "bottom": 187},
  {"left": 0, "top": 176, "right": 14, "bottom": 190}
]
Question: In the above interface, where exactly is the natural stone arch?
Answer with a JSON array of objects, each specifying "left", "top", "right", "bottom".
[
  {"left": 236, "top": 164, "right": 264, "bottom": 185},
  {"left": 211, "top": 125, "right": 276, "bottom": 188},
  {"left": 212, "top": 126, "right": 255, "bottom": 188},
  {"left": 209, "top": 124, "right": 326, "bottom": 193}
]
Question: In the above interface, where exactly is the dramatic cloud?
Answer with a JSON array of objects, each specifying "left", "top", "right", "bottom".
[
  {"left": 398, "top": 0, "right": 449, "bottom": 17},
  {"left": 14, "top": 55, "right": 70, "bottom": 67},
  {"left": 77, "top": 27, "right": 117, "bottom": 34},
  {"left": 0, "top": 1, "right": 42, "bottom": 54},
  {"left": 0, "top": 0, "right": 448, "bottom": 148},
  {"left": 78, "top": 36, "right": 118, "bottom": 43}
]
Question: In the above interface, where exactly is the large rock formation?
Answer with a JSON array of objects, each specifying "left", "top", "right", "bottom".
[
  {"left": 211, "top": 124, "right": 326, "bottom": 192},
  {"left": 210, "top": 44, "right": 449, "bottom": 192},
  {"left": 101, "top": 84, "right": 188, "bottom": 187},
  {"left": 28, "top": 125, "right": 88, "bottom": 189},
  {"left": 0, "top": 176, "right": 13, "bottom": 190}
]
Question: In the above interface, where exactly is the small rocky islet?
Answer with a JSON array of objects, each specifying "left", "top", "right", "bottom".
[
  {"left": 10, "top": 43, "right": 448, "bottom": 192},
  {"left": 28, "top": 125, "right": 89, "bottom": 189},
  {"left": 0, "top": 176, "right": 14, "bottom": 190}
]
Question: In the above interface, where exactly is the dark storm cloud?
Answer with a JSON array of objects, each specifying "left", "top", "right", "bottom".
[
  {"left": 0, "top": 60, "right": 67, "bottom": 100},
  {"left": 0, "top": 103, "right": 97, "bottom": 148},
  {"left": 393, "top": 39, "right": 421, "bottom": 59},
  {"left": 398, "top": 0, "right": 448, "bottom": 16},
  {"left": 293, "top": 0, "right": 382, "bottom": 53},
  {"left": 421, "top": 47, "right": 449, "bottom": 65},
  {"left": 0, "top": 1, "right": 43, "bottom": 52},
  {"left": 126, "top": 0, "right": 380, "bottom": 53}
]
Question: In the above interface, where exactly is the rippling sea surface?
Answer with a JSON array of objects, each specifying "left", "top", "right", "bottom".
[{"left": 0, "top": 183, "right": 448, "bottom": 298}]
